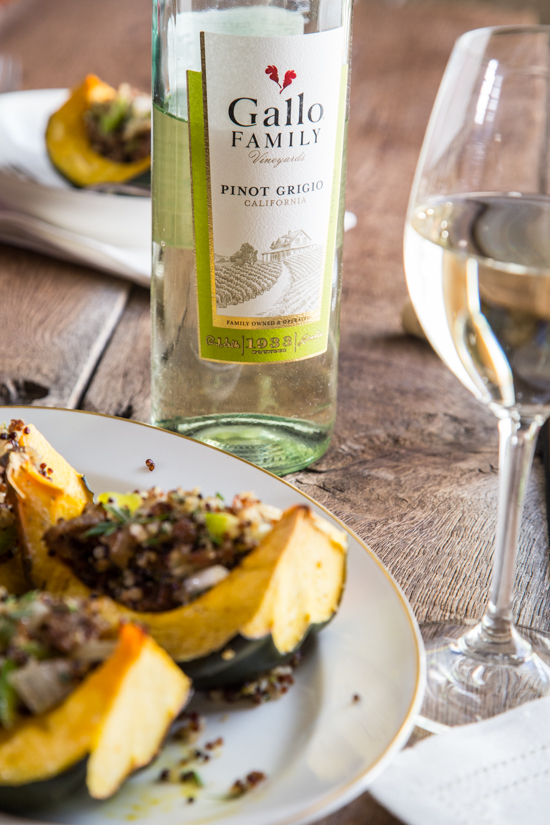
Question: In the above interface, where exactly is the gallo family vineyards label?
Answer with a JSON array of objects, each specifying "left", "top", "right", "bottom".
[{"left": 188, "top": 28, "right": 347, "bottom": 364}]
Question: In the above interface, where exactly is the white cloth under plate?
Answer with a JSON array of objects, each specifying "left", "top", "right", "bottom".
[{"left": 370, "top": 697, "right": 550, "bottom": 825}]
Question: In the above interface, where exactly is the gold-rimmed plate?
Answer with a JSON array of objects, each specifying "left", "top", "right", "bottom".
[{"left": 0, "top": 406, "right": 425, "bottom": 825}]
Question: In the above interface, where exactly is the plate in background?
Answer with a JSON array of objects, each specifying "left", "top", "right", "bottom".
[
  {"left": 0, "top": 89, "right": 151, "bottom": 248},
  {"left": 0, "top": 407, "right": 424, "bottom": 825},
  {"left": 0, "top": 90, "right": 356, "bottom": 258}
]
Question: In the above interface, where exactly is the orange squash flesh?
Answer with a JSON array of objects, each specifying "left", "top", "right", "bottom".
[
  {"left": 7, "top": 423, "right": 92, "bottom": 593},
  {"left": 0, "top": 623, "right": 143, "bottom": 787},
  {"left": 88, "top": 624, "right": 191, "bottom": 799},
  {"left": 0, "top": 623, "right": 191, "bottom": 799}
]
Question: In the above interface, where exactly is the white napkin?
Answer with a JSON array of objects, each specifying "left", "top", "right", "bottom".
[
  {"left": 370, "top": 698, "right": 550, "bottom": 825},
  {"left": 0, "top": 208, "right": 151, "bottom": 286}
]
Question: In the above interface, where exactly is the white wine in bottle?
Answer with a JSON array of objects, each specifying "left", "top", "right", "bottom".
[{"left": 151, "top": 0, "right": 352, "bottom": 475}]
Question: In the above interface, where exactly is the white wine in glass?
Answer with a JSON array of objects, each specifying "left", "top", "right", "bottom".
[{"left": 405, "top": 27, "right": 550, "bottom": 730}]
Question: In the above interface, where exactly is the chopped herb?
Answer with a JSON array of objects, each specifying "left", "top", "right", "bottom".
[
  {"left": 19, "top": 640, "right": 49, "bottom": 660},
  {"left": 82, "top": 521, "right": 120, "bottom": 539},
  {"left": 180, "top": 770, "right": 204, "bottom": 787},
  {"left": 82, "top": 505, "right": 171, "bottom": 539},
  {"left": 104, "top": 503, "right": 134, "bottom": 523},
  {"left": 0, "top": 659, "right": 18, "bottom": 728}
]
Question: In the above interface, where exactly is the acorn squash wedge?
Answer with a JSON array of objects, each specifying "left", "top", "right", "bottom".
[
  {"left": 7, "top": 427, "right": 348, "bottom": 687},
  {"left": 46, "top": 74, "right": 151, "bottom": 187},
  {"left": 5, "top": 423, "right": 92, "bottom": 593},
  {"left": 0, "top": 622, "right": 191, "bottom": 812}
]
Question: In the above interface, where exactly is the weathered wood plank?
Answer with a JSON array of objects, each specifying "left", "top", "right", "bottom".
[
  {"left": 1, "top": 0, "right": 151, "bottom": 91},
  {"left": 0, "top": 246, "right": 129, "bottom": 407},
  {"left": 82, "top": 286, "right": 151, "bottom": 421}
]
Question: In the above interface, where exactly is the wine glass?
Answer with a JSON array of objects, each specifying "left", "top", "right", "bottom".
[{"left": 405, "top": 26, "right": 550, "bottom": 729}]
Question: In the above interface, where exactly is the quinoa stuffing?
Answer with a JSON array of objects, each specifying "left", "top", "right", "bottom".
[
  {"left": 0, "top": 589, "right": 112, "bottom": 728},
  {"left": 172, "top": 710, "right": 205, "bottom": 744},
  {"left": 157, "top": 767, "right": 204, "bottom": 787},
  {"left": 228, "top": 771, "right": 266, "bottom": 798},
  {"left": 84, "top": 83, "right": 151, "bottom": 164},
  {"left": 44, "top": 488, "right": 282, "bottom": 612},
  {"left": 207, "top": 656, "right": 301, "bottom": 705}
]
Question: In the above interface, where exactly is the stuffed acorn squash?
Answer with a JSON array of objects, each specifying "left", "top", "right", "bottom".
[
  {"left": 0, "top": 591, "right": 191, "bottom": 812},
  {"left": 46, "top": 74, "right": 151, "bottom": 187},
  {"left": 6, "top": 421, "right": 347, "bottom": 688}
]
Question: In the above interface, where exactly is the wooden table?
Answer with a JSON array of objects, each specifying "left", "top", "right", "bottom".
[{"left": 0, "top": 0, "right": 542, "bottom": 822}]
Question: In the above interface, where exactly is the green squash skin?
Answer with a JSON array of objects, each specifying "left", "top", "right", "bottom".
[
  {"left": 0, "top": 758, "right": 86, "bottom": 813},
  {"left": 180, "top": 548, "right": 348, "bottom": 690},
  {"left": 181, "top": 619, "right": 332, "bottom": 689}
]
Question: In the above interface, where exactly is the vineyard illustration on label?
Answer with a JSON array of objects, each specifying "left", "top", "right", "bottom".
[{"left": 214, "top": 229, "right": 324, "bottom": 318}]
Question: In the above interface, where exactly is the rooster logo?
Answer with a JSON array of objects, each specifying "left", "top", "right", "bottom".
[{"left": 265, "top": 65, "right": 297, "bottom": 94}]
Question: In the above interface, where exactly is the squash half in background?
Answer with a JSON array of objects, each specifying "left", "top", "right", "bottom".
[{"left": 46, "top": 74, "right": 151, "bottom": 187}]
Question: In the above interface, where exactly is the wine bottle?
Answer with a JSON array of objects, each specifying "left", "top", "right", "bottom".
[{"left": 151, "top": 0, "right": 352, "bottom": 475}]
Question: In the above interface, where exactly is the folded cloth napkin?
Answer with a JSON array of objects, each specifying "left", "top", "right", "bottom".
[
  {"left": 370, "top": 698, "right": 550, "bottom": 825},
  {"left": 0, "top": 203, "right": 357, "bottom": 287},
  {"left": 0, "top": 208, "right": 151, "bottom": 286}
]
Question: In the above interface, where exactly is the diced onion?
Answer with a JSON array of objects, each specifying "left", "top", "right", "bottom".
[
  {"left": 183, "top": 565, "right": 229, "bottom": 596},
  {"left": 9, "top": 659, "right": 75, "bottom": 715},
  {"left": 72, "top": 639, "right": 118, "bottom": 662},
  {"left": 22, "top": 601, "right": 50, "bottom": 632}
]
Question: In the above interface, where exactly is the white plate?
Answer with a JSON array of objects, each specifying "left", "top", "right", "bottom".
[
  {"left": 0, "top": 89, "right": 151, "bottom": 248},
  {"left": 0, "top": 407, "right": 425, "bottom": 825}
]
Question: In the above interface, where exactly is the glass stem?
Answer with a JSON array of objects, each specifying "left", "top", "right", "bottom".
[{"left": 460, "top": 415, "right": 542, "bottom": 662}]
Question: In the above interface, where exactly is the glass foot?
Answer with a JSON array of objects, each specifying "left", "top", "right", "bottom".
[{"left": 418, "top": 621, "right": 550, "bottom": 731}]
